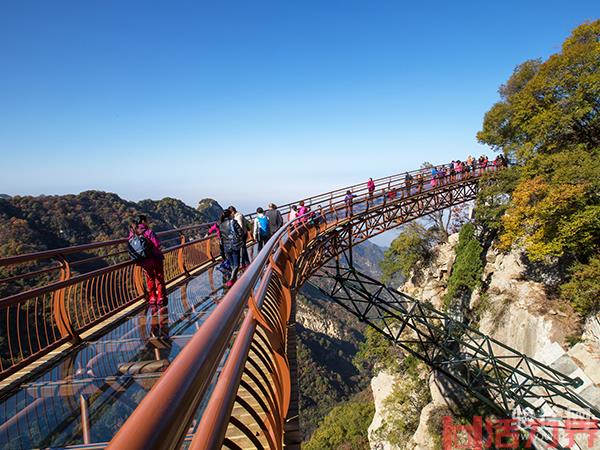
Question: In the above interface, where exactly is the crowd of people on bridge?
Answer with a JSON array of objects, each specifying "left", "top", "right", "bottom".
[
  {"left": 372, "top": 154, "right": 508, "bottom": 203},
  {"left": 128, "top": 153, "right": 508, "bottom": 297},
  {"left": 207, "top": 203, "right": 285, "bottom": 287},
  {"left": 428, "top": 154, "right": 507, "bottom": 188}
]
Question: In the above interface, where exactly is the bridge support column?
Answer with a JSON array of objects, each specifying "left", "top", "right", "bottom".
[{"left": 80, "top": 394, "right": 91, "bottom": 444}]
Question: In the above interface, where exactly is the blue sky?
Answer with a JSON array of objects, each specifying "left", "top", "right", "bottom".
[{"left": 1, "top": 1, "right": 598, "bottom": 216}]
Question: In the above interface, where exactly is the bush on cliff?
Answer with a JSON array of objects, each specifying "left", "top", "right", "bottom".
[
  {"left": 304, "top": 397, "right": 374, "bottom": 450},
  {"left": 560, "top": 255, "right": 600, "bottom": 317},
  {"left": 354, "top": 325, "right": 402, "bottom": 374},
  {"left": 380, "top": 222, "right": 435, "bottom": 284},
  {"left": 443, "top": 223, "right": 484, "bottom": 308}
]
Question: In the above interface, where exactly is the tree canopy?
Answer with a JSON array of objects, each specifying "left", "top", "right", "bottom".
[
  {"left": 477, "top": 20, "right": 600, "bottom": 160},
  {"left": 476, "top": 19, "right": 600, "bottom": 316},
  {"left": 477, "top": 20, "right": 600, "bottom": 262}
]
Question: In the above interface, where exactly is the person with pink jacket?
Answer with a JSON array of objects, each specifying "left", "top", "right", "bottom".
[
  {"left": 288, "top": 205, "right": 298, "bottom": 222},
  {"left": 297, "top": 201, "right": 309, "bottom": 222},
  {"left": 367, "top": 178, "right": 375, "bottom": 202},
  {"left": 128, "top": 215, "right": 166, "bottom": 305}
]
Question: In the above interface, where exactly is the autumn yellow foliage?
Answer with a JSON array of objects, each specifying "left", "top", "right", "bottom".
[{"left": 477, "top": 20, "right": 600, "bottom": 314}]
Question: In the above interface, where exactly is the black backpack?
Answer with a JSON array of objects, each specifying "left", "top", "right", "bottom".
[{"left": 128, "top": 233, "right": 149, "bottom": 261}]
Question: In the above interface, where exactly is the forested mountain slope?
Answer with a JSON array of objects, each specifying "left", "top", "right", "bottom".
[{"left": 0, "top": 191, "right": 222, "bottom": 257}]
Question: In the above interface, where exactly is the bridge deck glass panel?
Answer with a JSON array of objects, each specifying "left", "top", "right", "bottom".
[{"left": 0, "top": 270, "right": 230, "bottom": 449}]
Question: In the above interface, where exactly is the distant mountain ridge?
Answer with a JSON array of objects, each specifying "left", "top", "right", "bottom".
[{"left": 0, "top": 190, "right": 223, "bottom": 257}]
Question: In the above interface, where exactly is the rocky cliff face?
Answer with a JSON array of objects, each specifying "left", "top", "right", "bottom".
[
  {"left": 401, "top": 233, "right": 459, "bottom": 310},
  {"left": 368, "top": 234, "right": 460, "bottom": 450},
  {"left": 368, "top": 371, "right": 397, "bottom": 450},
  {"left": 476, "top": 248, "right": 577, "bottom": 356},
  {"left": 368, "top": 234, "right": 600, "bottom": 450}
]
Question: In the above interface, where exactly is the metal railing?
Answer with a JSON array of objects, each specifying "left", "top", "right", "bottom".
[{"left": 0, "top": 230, "right": 222, "bottom": 381}]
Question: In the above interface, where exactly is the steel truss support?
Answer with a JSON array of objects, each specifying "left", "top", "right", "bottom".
[{"left": 310, "top": 260, "right": 600, "bottom": 446}]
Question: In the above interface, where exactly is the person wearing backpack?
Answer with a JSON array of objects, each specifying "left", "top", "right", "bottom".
[
  {"left": 128, "top": 215, "right": 166, "bottom": 305},
  {"left": 253, "top": 207, "right": 270, "bottom": 251},
  {"left": 265, "top": 203, "right": 283, "bottom": 238},
  {"left": 219, "top": 209, "right": 244, "bottom": 287},
  {"left": 228, "top": 206, "right": 250, "bottom": 268}
]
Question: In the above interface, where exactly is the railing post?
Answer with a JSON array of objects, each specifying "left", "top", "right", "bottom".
[
  {"left": 205, "top": 236, "right": 214, "bottom": 260},
  {"left": 133, "top": 264, "right": 147, "bottom": 297},
  {"left": 52, "top": 255, "right": 81, "bottom": 343},
  {"left": 177, "top": 233, "right": 189, "bottom": 276},
  {"left": 80, "top": 394, "right": 91, "bottom": 445}
]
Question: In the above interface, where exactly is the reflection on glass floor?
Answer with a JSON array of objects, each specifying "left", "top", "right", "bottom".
[{"left": 0, "top": 268, "right": 228, "bottom": 449}]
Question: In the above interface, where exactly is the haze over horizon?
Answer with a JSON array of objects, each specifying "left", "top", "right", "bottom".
[{"left": 1, "top": 1, "right": 598, "bottom": 215}]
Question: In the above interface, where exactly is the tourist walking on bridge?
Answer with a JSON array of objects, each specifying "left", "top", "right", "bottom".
[
  {"left": 456, "top": 160, "right": 464, "bottom": 180},
  {"left": 228, "top": 206, "right": 250, "bottom": 267},
  {"left": 288, "top": 205, "right": 298, "bottom": 222},
  {"left": 477, "top": 155, "right": 486, "bottom": 175},
  {"left": 207, "top": 212, "right": 231, "bottom": 272},
  {"left": 128, "top": 215, "right": 167, "bottom": 305},
  {"left": 297, "top": 201, "right": 308, "bottom": 223},
  {"left": 367, "top": 178, "right": 375, "bottom": 203},
  {"left": 265, "top": 203, "right": 283, "bottom": 237},
  {"left": 430, "top": 166, "right": 438, "bottom": 188},
  {"left": 404, "top": 172, "right": 413, "bottom": 197},
  {"left": 438, "top": 166, "right": 447, "bottom": 185},
  {"left": 220, "top": 210, "right": 244, "bottom": 288},
  {"left": 253, "top": 207, "right": 270, "bottom": 251},
  {"left": 206, "top": 213, "right": 226, "bottom": 261},
  {"left": 344, "top": 190, "right": 356, "bottom": 217},
  {"left": 416, "top": 172, "right": 424, "bottom": 193}
]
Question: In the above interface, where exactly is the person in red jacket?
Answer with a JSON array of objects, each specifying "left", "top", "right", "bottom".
[
  {"left": 367, "top": 178, "right": 375, "bottom": 202},
  {"left": 297, "top": 201, "right": 309, "bottom": 223},
  {"left": 129, "top": 215, "right": 167, "bottom": 305}
]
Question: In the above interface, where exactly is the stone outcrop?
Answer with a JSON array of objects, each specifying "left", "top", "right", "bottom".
[
  {"left": 407, "top": 373, "right": 456, "bottom": 450},
  {"left": 583, "top": 315, "right": 600, "bottom": 346},
  {"left": 477, "top": 247, "right": 578, "bottom": 357},
  {"left": 369, "top": 370, "right": 459, "bottom": 450},
  {"left": 368, "top": 371, "right": 397, "bottom": 450},
  {"left": 402, "top": 233, "right": 459, "bottom": 309},
  {"left": 296, "top": 298, "right": 345, "bottom": 340}
]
